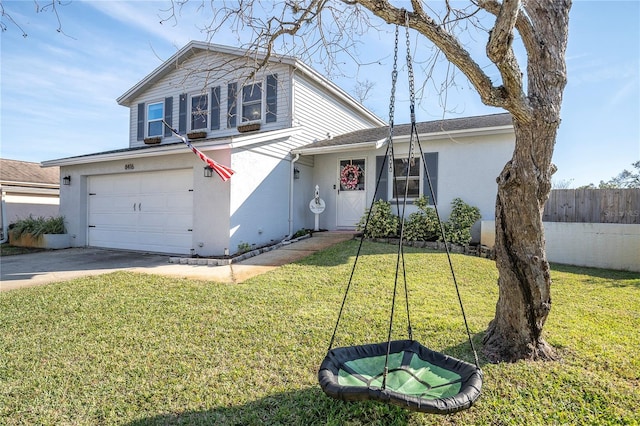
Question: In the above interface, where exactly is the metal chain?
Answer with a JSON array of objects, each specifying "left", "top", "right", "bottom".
[
  {"left": 405, "top": 12, "right": 416, "bottom": 126},
  {"left": 387, "top": 25, "right": 400, "bottom": 173},
  {"left": 404, "top": 12, "right": 417, "bottom": 162}
]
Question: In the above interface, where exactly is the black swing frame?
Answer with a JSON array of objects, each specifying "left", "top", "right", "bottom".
[{"left": 318, "top": 18, "right": 483, "bottom": 415}]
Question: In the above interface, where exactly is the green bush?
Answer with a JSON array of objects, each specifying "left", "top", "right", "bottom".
[
  {"left": 357, "top": 197, "right": 481, "bottom": 245},
  {"left": 442, "top": 197, "right": 481, "bottom": 245},
  {"left": 237, "top": 241, "right": 252, "bottom": 253},
  {"left": 403, "top": 196, "right": 440, "bottom": 241},
  {"left": 292, "top": 228, "right": 311, "bottom": 239},
  {"left": 356, "top": 199, "right": 399, "bottom": 238},
  {"left": 9, "top": 215, "right": 66, "bottom": 238}
]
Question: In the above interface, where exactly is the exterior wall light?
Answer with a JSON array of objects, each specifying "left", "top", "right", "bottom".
[
  {"left": 62, "top": 176, "right": 71, "bottom": 185},
  {"left": 203, "top": 166, "right": 213, "bottom": 178},
  {"left": 293, "top": 167, "right": 300, "bottom": 179}
]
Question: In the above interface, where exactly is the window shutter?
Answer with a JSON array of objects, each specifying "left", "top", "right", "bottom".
[
  {"left": 227, "top": 83, "right": 237, "bottom": 128},
  {"left": 374, "top": 155, "right": 388, "bottom": 202},
  {"left": 423, "top": 152, "right": 438, "bottom": 204},
  {"left": 164, "top": 97, "right": 173, "bottom": 137},
  {"left": 266, "top": 74, "right": 278, "bottom": 123},
  {"left": 136, "top": 103, "right": 145, "bottom": 141},
  {"left": 178, "top": 93, "right": 187, "bottom": 133},
  {"left": 210, "top": 86, "right": 220, "bottom": 130}
]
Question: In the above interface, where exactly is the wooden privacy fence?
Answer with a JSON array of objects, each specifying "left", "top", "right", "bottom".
[{"left": 543, "top": 189, "right": 640, "bottom": 224}]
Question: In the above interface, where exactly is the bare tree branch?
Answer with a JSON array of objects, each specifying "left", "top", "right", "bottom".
[
  {"left": 1, "top": 0, "right": 74, "bottom": 38},
  {"left": 356, "top": 0, "right": 526, "bottom": 117}
]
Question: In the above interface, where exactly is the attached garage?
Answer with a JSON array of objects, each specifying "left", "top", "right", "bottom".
[{"left": 88, "top": 169, "right": 194, "bottom": 254}]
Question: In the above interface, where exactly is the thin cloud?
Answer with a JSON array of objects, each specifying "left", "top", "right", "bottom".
[{"left": 81, "top": 0, "right": 194, "bottom": 46}]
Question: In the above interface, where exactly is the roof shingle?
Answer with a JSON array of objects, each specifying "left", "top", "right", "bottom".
[
  {"left": 298, "top": 113, "right": 513, "bottom": 150},
  {"left": 0, "top": 159, "right": 60, "bottom": 185}
]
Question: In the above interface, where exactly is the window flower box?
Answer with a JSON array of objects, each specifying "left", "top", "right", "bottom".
[
  {"left": 187, "top": 131, "right": 207, "bottom": 139},
  {"left": 237, "top": 122, "right": 261, "bottom": 133},
  {"left": 144, "top": 136, "right": 161, "bottom": 145}
]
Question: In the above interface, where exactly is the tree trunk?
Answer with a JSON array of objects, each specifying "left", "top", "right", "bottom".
[{"left": 482, "top": 114, "right": 559, "bottom": 362}]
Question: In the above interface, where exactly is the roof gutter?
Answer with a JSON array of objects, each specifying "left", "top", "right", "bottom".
[
  {"left": 292, "top": 140, "right": 379, "bottom": 156},
  {"left": 41, "top": 142, "right": 231, "bottom": 167}
]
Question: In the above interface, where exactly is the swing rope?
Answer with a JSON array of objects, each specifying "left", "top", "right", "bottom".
[{"left": 327, "top": 14, "right": 480, "bottom": 380}]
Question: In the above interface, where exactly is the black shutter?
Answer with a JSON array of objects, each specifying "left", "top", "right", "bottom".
[
  {"left": 227, "top": 82, "right": 237, "bottom": 128},
  {"left": 210, "top": 86, "right": 220, "bottom": 130},
  {"left": 178, "top": 93, "right": 187, "bottom": 133},
  {"left": 136, "top": 103, "right": 145, "bottom": 141},
  {"left": 423, "top": 152, "right": 438, "bottom": 205},
  {"left": 374, "top": 155, "right": 388, "bottom": 202},
  {"left": 164, "top": 97, "right": 173, "bottom": 137},
  {"left": 266, "top": 74, "right": 277, "bottom": 123}
]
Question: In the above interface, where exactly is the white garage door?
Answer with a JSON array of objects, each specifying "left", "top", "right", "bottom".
[{"left": 88, "top": 169, "right": 194, "bottom": 254}]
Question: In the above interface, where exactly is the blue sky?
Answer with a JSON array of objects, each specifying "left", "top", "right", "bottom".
[{"left": 1, "top": 1, "right": 638, "bottom": 187}]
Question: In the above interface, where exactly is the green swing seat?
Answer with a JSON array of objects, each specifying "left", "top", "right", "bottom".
[{"left": 318, "top": 340, "right": 482, "bottom": 414}]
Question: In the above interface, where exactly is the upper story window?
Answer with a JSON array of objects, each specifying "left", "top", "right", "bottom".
[
  {"left": 147, "top": 102, "right": 164, "bottom": 137},
  {"left": 227, "top": 75, "right": 278, "bottom": 128},
  {"left": 191, "top": 94, "right": 208, "bottom": 130},
  {"left": 392, "top": 157, "right": 421, "bottom": 200},
  {"left": 137, "top": 98, "right": 172, "bottom": 141},
  {"left": 242, "top": 83, "right": 262, "bottom": 122}
]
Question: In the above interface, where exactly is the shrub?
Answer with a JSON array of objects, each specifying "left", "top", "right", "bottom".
[
  {"left": 237, "top": 242, "right": 252, "bottom": 253},
  {"left": 356, "top": 199, "right": 399, "bottom": 238},
  {"left": 9, "top": 215, "right": 66, "bottom": 238},
  {"left": 403, "top": 196, "right": 440, "bottom": 241},
  {"left": 292, "top": 228, "right": 312, "bottom": 239},
  {"left": 442, "top": 198, "right": 481, "bottom": 245}
]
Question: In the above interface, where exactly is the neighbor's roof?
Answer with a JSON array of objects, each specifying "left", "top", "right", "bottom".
[
  {"left": 0, "top": 158, "right": 59, "bottom": 186},
  {"left": 293, "top": 113, "right": 514, "bottom": 154}
]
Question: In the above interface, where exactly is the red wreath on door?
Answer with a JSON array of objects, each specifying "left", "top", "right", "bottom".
[{"left": 340, "top": 164, "right": 361, "bottom": 190}]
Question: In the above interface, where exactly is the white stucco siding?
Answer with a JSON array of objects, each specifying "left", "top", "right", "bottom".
[
  {"left": 291, "top": 74, "right": 383, "bottom": 148},
  {"left": 1, "top": 191, "right": 59, "bottom": 224},
  {"left": 307, "top": 132, "right": 514, "bottom": 237},
  {"left": 126, "top": 51, "right": 293, "bottom": 148},
  {"left": 228, "top": 146, "right": 291, "bottom": 253},
  {"left": 417, "top": 132, "right": 513, "bottom": 222},
  {"left": 58, "top": 151, "right": 232, "bottom": 255}
]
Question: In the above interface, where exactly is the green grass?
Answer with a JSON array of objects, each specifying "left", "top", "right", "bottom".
[
  {"left": 1, "top": 241, "right": 638, "bottom": 425},
  {"left": 0, "top": 243, "right": 45, "bottom": 256}
]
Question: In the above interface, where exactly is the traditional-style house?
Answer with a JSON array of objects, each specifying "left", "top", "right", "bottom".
[{"left": 43, "top": 41, "right": 514, "bottom": 256}]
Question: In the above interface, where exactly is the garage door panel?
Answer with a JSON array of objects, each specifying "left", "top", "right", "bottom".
[
  {"left": 140, "top": 213, "right": 191, "bottom": 229},
  {"left": 89, "top": 228, "right": 137, "bottom": 248},
  {"left": 138, "top": 231, "right": 192, "bottom": 247},
  {"left": 90, "top": 196, "right": 138, "bottom": 212},
  {"left": 90, "top": 213, "right": 137, "bottom": 226},
  {"left": 91, "top": 174, "right": 137, "bottom": 193},
  {"left": 88, "top": 170, "right": 194, "bottom": 254}
]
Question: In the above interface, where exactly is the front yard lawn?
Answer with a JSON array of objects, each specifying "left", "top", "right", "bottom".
[{"left": 1, "top": 241, "right": 638, "bottom": 425}]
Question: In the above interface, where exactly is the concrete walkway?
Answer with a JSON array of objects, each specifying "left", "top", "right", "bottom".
[{"left": 0, "top": 231, "right": 355, "bottom": 292}]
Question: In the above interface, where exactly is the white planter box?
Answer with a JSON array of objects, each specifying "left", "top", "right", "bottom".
[{"left": 43, "top": 234, "right": 72, "bottom": 249}]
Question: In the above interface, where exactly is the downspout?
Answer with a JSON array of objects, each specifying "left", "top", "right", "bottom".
[
  {"left": 286, "top": 153, "right": 301, "bottom": 240},
  {"left": 0, "top": 188, "right": 8, "bottom": 244}
]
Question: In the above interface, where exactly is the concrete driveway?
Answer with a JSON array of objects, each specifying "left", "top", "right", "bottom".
[{"left": 0, "top": 231, "right": 355, "bottom": 292}]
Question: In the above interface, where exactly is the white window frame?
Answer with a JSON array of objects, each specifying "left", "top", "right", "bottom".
[
  {"left": 241, "top": 82, "right": 263, "bottom": 123},
  {"left": 190, "top": 93, "right": 209, "bottom": 131},
  {"left": 390, "top": 156, "right": 422, "bottom": 201},
  {"left": 147, "top": 101, "right": 164, "bottom": 137}
]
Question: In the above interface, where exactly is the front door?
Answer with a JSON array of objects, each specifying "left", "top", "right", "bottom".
[{"left": 337, "top": 158, "right": 366, "bottom": 228}]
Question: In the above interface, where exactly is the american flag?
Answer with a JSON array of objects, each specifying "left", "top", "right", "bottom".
[{"left": 163, "top": 121, "right": 234, "bottom": 181}]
